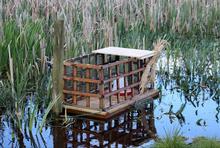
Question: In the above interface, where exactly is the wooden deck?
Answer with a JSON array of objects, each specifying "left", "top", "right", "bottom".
[{"left": 63, "top": 89, "right": 159, "bottom": 119}]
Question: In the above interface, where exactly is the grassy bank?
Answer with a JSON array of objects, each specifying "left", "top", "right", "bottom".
[{"left": 154, "top": 135, "right": 220, "bottom": 148}]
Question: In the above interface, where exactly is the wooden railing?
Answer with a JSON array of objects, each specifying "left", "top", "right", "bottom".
[{"left": 63, "top": 53, "right": 152, "bottom": 111}]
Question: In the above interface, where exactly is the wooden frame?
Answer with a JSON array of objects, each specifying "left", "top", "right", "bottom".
[{"left": 63, "top": 53, "right": 158, "bottom": 117}]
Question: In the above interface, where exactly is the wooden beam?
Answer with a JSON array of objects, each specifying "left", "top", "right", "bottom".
[
  {"left": 52, "top": 20, "right": 65, "bottom": 115},
  {"left": 63, "top": 90, "right": 100, "bottom": 98},
  {"left": 63, "top": 76, "right": 101, "bottom": 84}
]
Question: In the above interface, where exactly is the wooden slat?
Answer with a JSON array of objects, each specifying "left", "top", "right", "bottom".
[
  {"left": 103, "top": 67, "right": 145, "bottom": 83},
  {"left": 73, "top": 66, "right": 77, "bottom": 104},
  {"left": 63, "top": 76, "right": 101, "bottom": 84},
  {"left": 63, "top": 104, "right": 104, "bottom": 113},
  {"left": 116, "top": 65, "right": 120, "bottom": 103},
  {"left": 86, "top": 69, "right": 90, "bottom": 107},
  {"left": 99, "top": 68, "right": 104, "bottom": 110},
  {"left": 108, "top": 67, "right": 112, "bottom": 107},
  {"left": 104, "top": 82, "right": 140, "bottom": 98},
  {"left": 102, "top": 58, "right": 136, "bottom": 69},
  {"left": 73, "top": 63, "right": 101, "bottom": 69},
  {"left": 63, "top": 90, "right": 100, "bottom": 98},
  {"left": 123, "top": 63, "right": 127, "bottom": 100},
  {"left": 130, "top": 61, "right": 134, "bottom": 97},
  {"left": 63, "top": 61, "right": 74, "bottom": 67},
  {"left": 105, "top": 89, "right": 159, "bottom": 112},
  {"left": 64, "top": 89, "right": 159, "bottom": 119}
]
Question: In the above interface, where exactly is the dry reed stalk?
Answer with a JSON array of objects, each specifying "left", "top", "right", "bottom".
[
  {"left": 139, "top": 39, "right": 169, "bottom": 94},
  {"left": 8, "top": 44, "right": 14, "bottom": 97},
  {"left": 40, "top": 37, "right": 46, "bottom": 74},
  {"left": 149, "top": 0, "right": 155, "bottom": 32},
  {"left": 31, "top": 0, "right": 39, "bottom": 21},
  {"left": 103, "top": 21, "right": 113, "bottom": 46},
  {"left": 82, "top": 0, "right": 93, "bottom": 42}
]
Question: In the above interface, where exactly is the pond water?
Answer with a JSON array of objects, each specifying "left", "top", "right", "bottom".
[{"left": 0, "top": 47, "right": 219, "bottom": 147}]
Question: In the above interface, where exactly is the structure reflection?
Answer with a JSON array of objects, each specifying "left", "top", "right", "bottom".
[{"left": 53, "top": 101, "right": 156, "bottom": 148}]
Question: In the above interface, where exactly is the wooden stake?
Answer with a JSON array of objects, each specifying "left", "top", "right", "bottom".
[{"left": 52, "top": 20, "right": 65, "bottom": 115}]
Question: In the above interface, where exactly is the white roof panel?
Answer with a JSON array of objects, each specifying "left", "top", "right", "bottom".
[{"left": 92, "top": 47, "right": 155, "bottom": 59}]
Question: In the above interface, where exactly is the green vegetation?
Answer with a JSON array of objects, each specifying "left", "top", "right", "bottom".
[
  {"left": 154, "top": 129, "right": 188, "bottom": 148},
  {"left": 154, "top": 135, "right": 220, "bottom": 148},
  {"left": 0, "top": 0, "right": 219, "bottom": 137},
  {"left": 191, "top": 137, "right": 220, "bottom": 148}
]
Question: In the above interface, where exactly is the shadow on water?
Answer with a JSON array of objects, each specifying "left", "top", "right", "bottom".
[{"left": 0, "top": 101, "right": 156, "bottom": 147}]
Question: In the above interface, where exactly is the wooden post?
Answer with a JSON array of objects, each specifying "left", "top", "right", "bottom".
[
  {"left": 123, "top": 64, "right": 127, "bottom": 100},
  {"left": 108, "top": 67, "right": 112, "bottom": 107},
  {"left": 116, "top": 65, "right": 120, "bottom": 103},
  {"left": 99, "top": 68, "right": 104, "bottom": 110},
  {"left": 52, "top": 20, "right": 65, "bottom": 115},
  {"left": 86, "top": 69, "right": 90, "bottom": 107},
  {"left": 73, "top": 66, "right": 77, "bottom": 104}
]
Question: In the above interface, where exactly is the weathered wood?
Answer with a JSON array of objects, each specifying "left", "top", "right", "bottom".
[
  {"left": 102, "top": 57, "right": 136, "bottom": 69},
  {"left": 63, "top": 76, "right": 100, "bottom": 84},
  {"left": 63, "top": 90, "right": 100, "bottom": 98},
  {"left": 99, "top": 68, "right": 104, "bottom": 110},
  {"left": 130, "top": 61, "right": 134, "bottom": 97},
  {"left": 108, "top": 67, "right": 112, "bottom": 107},
  {"left": 104, "top": 82, "right": 140, "bottom": 98},
  {"left": 73, "top": 66, "right": 77, "bottom": 104},
  {"left": 103, "top": 67, "right": 146, "bottom": 83},
  {"left": 63, "top": 89, "right": 158, "bottom": 120},
  {"left": 116, "top": 65, "right": 120, "bottom": 103},
  {"left": 92, "top": 47, "right": 155, "bottom": 59},
  {"left": 52, "top": 20, "right": 65, "bottom": 115},
  {"left": 62, "top": 45, "right": 160, "bottom": 118},
  {"left": 73, "top": 63, "right": 101, "bottom": 69},
  {"left": 86, "top": 69, "right": 90, "bottom": 107},
  {"left": 123, "top": 64, "right": 128, "bottom": 100}
]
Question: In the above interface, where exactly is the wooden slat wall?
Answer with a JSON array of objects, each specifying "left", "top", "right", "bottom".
[{"left": 63, "top": 53, "right": 152, "bottom": 111}]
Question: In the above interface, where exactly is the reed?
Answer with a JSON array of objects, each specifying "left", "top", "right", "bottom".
[{"left": 0, "top": 0, "right": 219, "bottom": 134}]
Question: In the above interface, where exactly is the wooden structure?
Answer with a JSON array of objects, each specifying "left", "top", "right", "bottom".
[
  {"left": 53, "top": 102, "right": 156, "bottom": 148},
  {"left": 63, "top": 47, "right": 159, "bottom": 118}
]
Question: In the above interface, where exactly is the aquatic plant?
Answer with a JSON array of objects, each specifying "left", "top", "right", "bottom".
[
  {"left": 191, "top": 137, "right": 220, "bottom": 148},
  {"left": 153, "top": 129, "right": 187, "bottom": 148}
]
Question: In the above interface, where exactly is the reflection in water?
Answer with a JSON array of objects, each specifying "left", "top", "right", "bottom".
[
  {"left": 0, "top": 41, "right": 219, "bottom": 147},
  {"left": 52, "top": 101, "right": 156, "bottom": 148},
  {"left": 155, "top": 42, "right": 220, "bottom": 138}
]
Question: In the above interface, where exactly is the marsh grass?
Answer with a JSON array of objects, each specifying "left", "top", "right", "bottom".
[
  {"left": 154, "top": 136, "right": 220, "bottom": 148},
  {"left": 0, "top": 0, "right": 219, "bottom": 135},
  {"left": 191, "top": 137, "right": 220, "bottom": 148}
]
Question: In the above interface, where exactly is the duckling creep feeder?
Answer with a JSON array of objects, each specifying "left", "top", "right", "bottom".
[{"left": 63, "top": 47, "right": 159, "bottom": 119}]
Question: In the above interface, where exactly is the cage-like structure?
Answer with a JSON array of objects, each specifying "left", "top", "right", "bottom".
[{"left": 63, "top": 47, "right": 159, "bottom": 118}]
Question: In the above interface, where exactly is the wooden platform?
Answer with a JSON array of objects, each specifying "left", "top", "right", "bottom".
[{"left": 63, "top": 89, "right": 159, "bottom": 119}]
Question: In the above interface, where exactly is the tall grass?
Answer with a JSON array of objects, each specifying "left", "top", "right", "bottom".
[
  {"left": 154, "top": 129, "right": 187, "bottom": 148},
  {"left": 0, "top": 0, "right": 219, "bottom": 60},
  {"left": 0, "top": 0, "right": 219, "bottom": 133}
]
